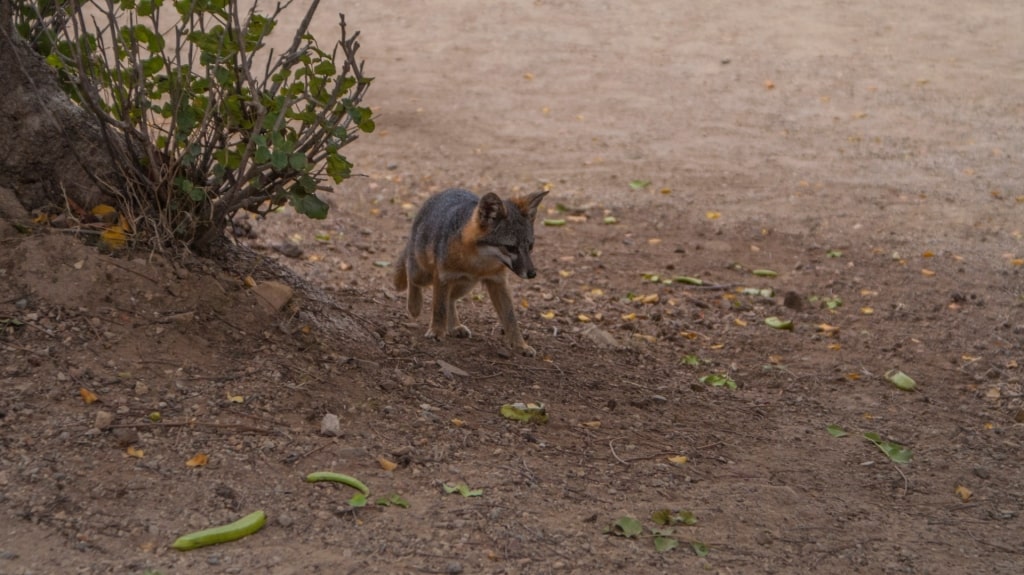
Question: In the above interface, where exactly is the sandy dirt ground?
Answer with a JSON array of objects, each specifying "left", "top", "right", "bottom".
[{"left": 1, "top": 1, "right": 1023, "bottom": 573}]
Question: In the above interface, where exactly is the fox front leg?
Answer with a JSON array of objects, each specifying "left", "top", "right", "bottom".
[
  {"left": 483, "top": 278, "right": 535, "bottom": 357},
  {"left": 445, "top": 281, "right": 475, "bottom": 338}
]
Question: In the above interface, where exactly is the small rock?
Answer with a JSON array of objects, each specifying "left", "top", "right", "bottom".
[
  {"left": 112, "top": 428, "right": 139, "bottom": 446},
  {"left": 277, "top": 514, "right": 294, "bottom": 528},
  {"left": 214, "top": 485, "right": 237, "bottom": 500},
  {"left": 94, "top": 411, "right": 114, "bottom": 430},
  {"left": 320, "top": 413, "right": 341, "bottom": 437},
  {"left": 273, "top": 243, "right": 304, "bottom": 259},
  {"left": 581, "top": 325, "right": 619, "bottom": 349},
  {"left": 783, "top": 291, "right": 804, "bottom": 311},
  {"left": 445, "top": 561, "right": 463, "bottom": 575},
  {"left": 436, "top": 359, "right": 469, "bottom": 378},
  {"left": 134, "top": 382, "right": 149, "bottom": 395},
  {"left": 251, "top": 281, "right": 294, "bottom": 313}
]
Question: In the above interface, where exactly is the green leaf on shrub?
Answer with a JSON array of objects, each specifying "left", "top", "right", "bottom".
[
  {"left": 288, "top": 153, "right": 308, "bottom": 171},
  {"left": 290, "top": 193, "right": 329, "bottom": 219},
  {"left": 271, "top": 149, "right": 289, "bottom": 171},
  {"left": 142, "top": 56, "right": 164, "bottom": 76},
  {"left": 326, "top": 153, "right": 353, "bottom": 183}
]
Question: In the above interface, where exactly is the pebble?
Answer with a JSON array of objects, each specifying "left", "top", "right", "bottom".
[
  {"left": 320, "top": 413, "right": 341, "bottom": 437},
  {"left": 94, "top": 411, "right": 114, "bottom": 430}
]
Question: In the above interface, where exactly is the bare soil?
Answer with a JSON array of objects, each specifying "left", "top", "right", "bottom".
[{"left": 2, "top": 1, "right": 1023, "bottom": 573}]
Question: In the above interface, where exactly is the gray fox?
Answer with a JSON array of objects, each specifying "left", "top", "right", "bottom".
[{"left": 393, "top": 188, "right": 548, "bottom": 356}]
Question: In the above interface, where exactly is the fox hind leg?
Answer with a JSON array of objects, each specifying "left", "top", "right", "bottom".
[{"left": 426, "top": 278, "right": 452, "bottom": 340}]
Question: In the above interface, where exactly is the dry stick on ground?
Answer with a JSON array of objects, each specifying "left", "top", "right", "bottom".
[
  {"left": 893, "top": 463, "right": 909, "bottom": 496},
  {"left": 0, "top": 292, "right": 31, "bottom": 305},
  {"left": 608, "top": 437, "right": 629, "bottom": 465},
  {"left": 286, "top": 441, "right": 332, "bottom": 465},
  {"left": 104, "top": 258, "right": 160, "bottom": 284},
  {"left": 101, "top": 421, "right": 274, "bottom": 434}
]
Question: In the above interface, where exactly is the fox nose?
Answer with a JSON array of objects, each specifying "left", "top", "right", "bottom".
[{"left": 526, "top": 269, "right": 536, "bottom": 279}]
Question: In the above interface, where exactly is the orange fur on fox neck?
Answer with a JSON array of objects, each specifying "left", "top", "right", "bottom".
[{"left": 453, "top": 209, "right": 507, "bottom": 277}]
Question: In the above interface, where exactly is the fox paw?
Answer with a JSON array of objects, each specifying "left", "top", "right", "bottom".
[
  {"left": 424, "top": 327, "right": 443, "bottom": 340},
  {"left": 518, "top": 343, "right": 537, "bottom": 357},
  {"left": 449, "top": 325, "right": 472, "bottom": 338}
]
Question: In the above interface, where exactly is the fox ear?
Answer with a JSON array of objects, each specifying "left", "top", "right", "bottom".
[
  {"left": 512, "top": 190, "right": 549, "bottom": 221},
  {"left": 477, "top": 192, "right": 507, "bottom": 227}
]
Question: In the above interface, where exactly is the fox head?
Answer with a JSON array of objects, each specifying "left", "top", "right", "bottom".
[{"left": 474, "top": 190, "right": 549, "bottom": 279}]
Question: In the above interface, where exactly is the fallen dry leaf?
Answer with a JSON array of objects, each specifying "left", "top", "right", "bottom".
[
  {"left": 816, "top": 323, "right": 840, "bottom": 335},
  {"left": 79, "top": 388, "right": 99, "bottom": 404},
  {"left": 186, "top": 453, "right": 208, "bottom": 468},
  {"left": 378, "top": 457, "right": 398, "bottom": 472},
  {"left": 126, "top": 446, "right": 145, "bottom": 458},
  {"left": 667, "top": 455, "right": 688, "bottom": 465},
  {"left": 638, "top": 294, "right": 659, "bottom": 304},
  {"left": 955, "top": 485, "right": 973, "bottom": 502}
]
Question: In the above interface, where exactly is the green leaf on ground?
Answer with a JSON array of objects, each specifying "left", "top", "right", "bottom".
[
  {"left": 864, "top": 432, "right": 913, "bottom": 463},
  {"left": 765, "top": 317, "right": 794, "bottom": 330},
  {"left": 347, "top": 493, "right": 368, "bottom": 507},
  {"left": 652, "top": 509, "right": 697, "bottom": 526},
  {"left": 699, "top": 374, "right": 737, "bottom": 390},
  {"left": 499, "top": 402, "right": 549, "bottom": 424},
  {"left": 827, "top": 425, "right": 849, "bottom": 438},
  {"left": 629, "top": 179, "right": 651, "bottom": 190},
  {"left": 885, "top": 370, "right": 917, "bottom": 391},
  {"left": 375, "top": 494, "right": 410, "bottom": 508},
  {"left": 442, "top": 483, "right": 483, "bottom": 497},
  {"left": 606, "top": 516, "right": 643, "bottom": 538},
  {"left": 654, "top": 536, "right": 679, "bottom": 552},
  {"left": 691, "top": 541, "right": 710, "bottom": 557}
]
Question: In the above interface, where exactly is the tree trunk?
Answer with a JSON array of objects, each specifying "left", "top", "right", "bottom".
[{"left": 0, "top": 0, "right": 118, "bottom": 215}]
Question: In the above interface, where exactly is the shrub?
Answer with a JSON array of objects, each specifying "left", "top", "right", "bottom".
[{"left": 14, "top": 0, "right": 373, "bottom": 251}]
